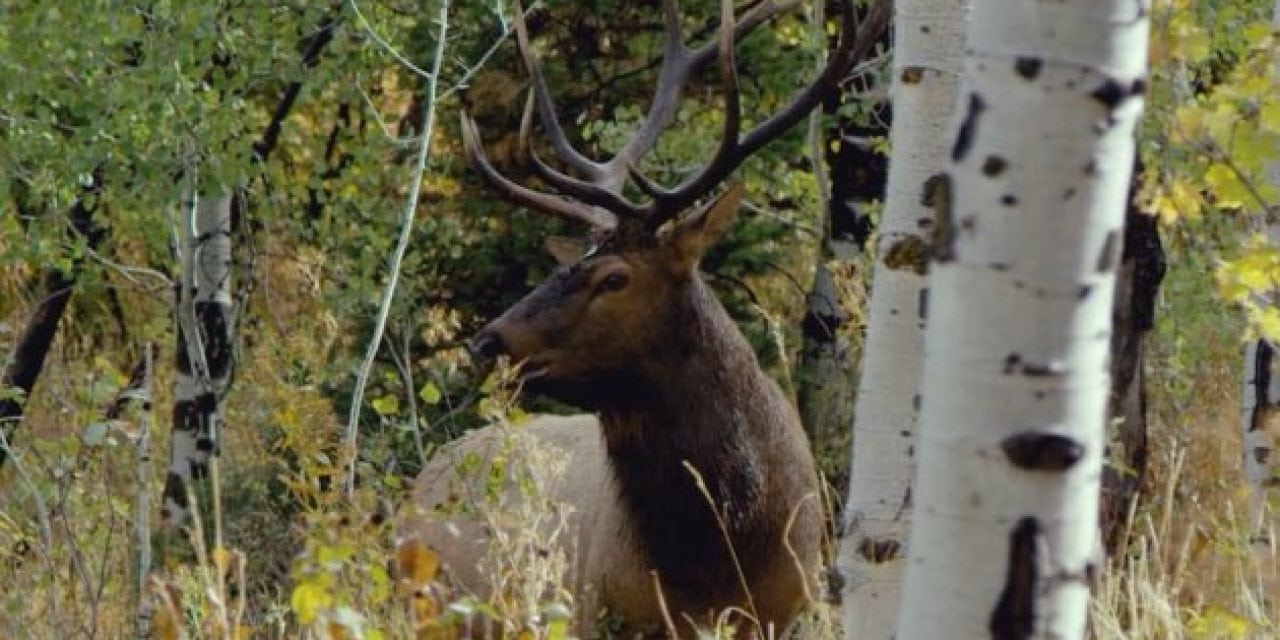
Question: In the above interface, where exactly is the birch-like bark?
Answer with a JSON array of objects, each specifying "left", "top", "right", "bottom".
[
  {"left": 895, "top": 0, "right": 1149, "bottom": 636},
  {"left": 163, "top": 193, "right": 234, "bottom": 526},
  {"left": 835, "top": 0, "right": 967, "bottom": 634}
]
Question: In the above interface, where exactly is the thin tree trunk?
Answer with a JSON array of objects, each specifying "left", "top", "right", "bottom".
[
  {"left": 117, "top": 344, "right": 157, "bottom": 640},
  {"left": 162, "top": 193, "right": 234, "bottom": 526},
  {"left": 835, "top": 0, "right": 967, "bottom": 633},
  {"left": 796, "top": 22, "right": 887, "bottom": 481},
  {"left": 1100, "top": 165, "right": 1164, "bottom": 553},
  {"left": 895, "top": 0, "right": 1150, "bottom": 636},
  {"left": 0, "top": 180, "right": 103, "bottom": 469}
]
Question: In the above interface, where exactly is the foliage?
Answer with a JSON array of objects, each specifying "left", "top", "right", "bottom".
[
  {"left": 1139, "top": 0, "right": 1280, "bottom": 339},
  {"left": 2, "top": 0, "right": 1277, "bottom": 636}
]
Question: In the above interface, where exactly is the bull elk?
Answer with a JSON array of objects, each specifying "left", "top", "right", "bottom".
[{"left": 400, "top": 0, "right": 888, "bottom": 636}]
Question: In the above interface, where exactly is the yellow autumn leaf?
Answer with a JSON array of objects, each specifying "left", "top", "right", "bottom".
[
  {"left": 1204, "top": 163, "right": 1249, "bottom": 209},
  {"left": 1171, "top": 104, "right": 1201, "bottom": 138},
  {"left": 327, "top": 621, "right": 352, "bottom": 640},
  {"left": 397, "top": 539, "right": 441, "bottom": 587},
  {"left": 1260, "top": 100, "right": 1280, "bottom": 134},
  {"left": 153, "top": 604, "right": 181, "bottom": 640},
  {"left": 291, "top": 578, "right": 333, "bottom": 625},
  {"left": 1169, "top": 178, "right": 1204, "bottom": 221},
  {"left": 1256, "top": 307, "right": 1280, "bottom": 343},
  {"left": 211, "top": 545, "right": 232, "bottom": 577},
  {"left": 1174, "top": 24, "right": 1212, "bottom": 63},
  {"left": 1188, "top": 605, "right": 1252, "bottom": 639}
]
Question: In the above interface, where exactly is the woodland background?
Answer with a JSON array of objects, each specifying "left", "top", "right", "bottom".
[{"left": 0, "top": 0, "right": 1277, "bottom": 638}]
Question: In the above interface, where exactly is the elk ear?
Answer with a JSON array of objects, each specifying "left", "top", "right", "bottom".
[
  {"left": 545, "top": 236, "right": 588, "bottom": 266},
  {"left": 664, "top": 182, "right": 744, "bottom": 274}
]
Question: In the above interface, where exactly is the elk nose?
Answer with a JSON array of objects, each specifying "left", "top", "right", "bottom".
[{"left": 467, "top": 329, "right": 508, "bottom": 361}]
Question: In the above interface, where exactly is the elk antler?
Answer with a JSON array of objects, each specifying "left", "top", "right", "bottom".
[{"left": 462, "top": 0, "right": 891, "bottom": 234}]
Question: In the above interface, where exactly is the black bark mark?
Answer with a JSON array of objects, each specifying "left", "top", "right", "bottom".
[
  {"left": 857, "top": 537, "right": 902, "bottom": 563},
  {"left": 1001, "top": 432, "right": 1084, "bottom": 471},
  {"left": 1089, "top": 76, "right": 1146, "bottom": 112},
  {"left": 990, "top": 517, "right": 1039, "bottom": 640},
  {"left": 1014, "top": 57, "right": 1043, "bottom": 80},
  {"left": 952, "top": 93, "right": 987, "bottom": 162},
  {"left": 923, "top": 173, "right": 956, "bottom": 262},
  {"left": 1095, "top": 230, "right": 1119, "bottom": 272},
  {"left": 195, "top": 301, "right": 233, "bottom": 378},
  {"left": 883, "top": 236, "right": 931, "bottom": 275},
  {"left": 801, "top": 308, "right": 847, "bottom": 343},
  {"left": 1251, "top": 341, "right": 1275, "bottom": 434},
  {"left": 163, "top": 471, "right": 189, "bottom": 511},
  {"left": 982, "top": 156, "right": 1008, "bottom": 177}
]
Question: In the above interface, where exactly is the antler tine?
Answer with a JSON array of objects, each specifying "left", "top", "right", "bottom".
[
  {"left": 609, "top": 0, "right": 690, "bottom": 173},
  {"left": 641, "top": 0, "right": 890, "bottom": 218},
  {"left": 513, "top": 0, "right": 606, "bottom": 182},
  {"left": 520, "top": 93, "right": 647, "bottom": 217},
  {"left": 462, "top": 110, "right": 618, "bottom": 230},
  {"left": 710, "top": 0, "right": 742, "bottom": 173},
  {"left": 608, "top": 0, "right": 802, "bottom": 183}
]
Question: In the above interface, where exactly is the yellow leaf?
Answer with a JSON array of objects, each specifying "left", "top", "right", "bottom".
[
  {"left": 418, "top": 382, "right": 442, "bottom": 405},
  {"left": 1188, "top": 605, "right": 1252, "bottom": 639},
  {"left": 1260, "top": 100, "right": 1280, "bottom": 134},
  {"left": 397, "top": 539, "right": 440, "bottom": 586},
  {"left": 1257, "top": 307, "right": 1280, "bottom": 343},
  {"left": 1172, "top": 104, "right": 1205, "bottom": 143},
  {"left": 211, "top": 545, "right": 231, "bottom": 577},
  {"left": 371, "top": 394, "right": 400, "bottom": 416},
  {"left": 153, "top": 604, "right": 180, "bottom": 640},
  {"left": 369, "top": 565, "right": 392, "bottom": 604},
  {"left": 291, "top": 579, "right": 333, "bottom": 625},
  {"left": 1204, "top": 163, "right": 1249, "bottom": 209},
  {"left": 327, "top": 621, "right": 352, "bottom": 640},
  {"left": 1178, "top": 27, "right": 1212, "bottom": 63}
]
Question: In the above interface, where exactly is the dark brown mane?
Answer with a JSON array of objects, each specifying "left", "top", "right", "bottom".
[{"left": 595, "top": 276, "right": 778, "bottom": 607}]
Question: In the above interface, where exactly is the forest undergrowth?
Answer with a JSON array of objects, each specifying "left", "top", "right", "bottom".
[{"left": 0, "top": 214, "right": 1274, "bottom": 640}]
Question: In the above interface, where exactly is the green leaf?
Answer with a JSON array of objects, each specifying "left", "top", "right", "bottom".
[
  {"left": 418, "top": 382, "right": 442, "bottom": 405},
  {"left": 370, "top": 394, "right": 399, "bottom": 416}
]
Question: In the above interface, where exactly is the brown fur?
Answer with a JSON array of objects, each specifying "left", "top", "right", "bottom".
[{"left": 400, "top": 187, "right": 822, "bottom": 637}]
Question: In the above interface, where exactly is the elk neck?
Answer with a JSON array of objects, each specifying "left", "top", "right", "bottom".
[{"left": 595, "top": 275, "right": 793, "bottom": 607}]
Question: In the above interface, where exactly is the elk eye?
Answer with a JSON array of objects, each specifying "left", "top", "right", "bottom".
[{"left": 598, "top": 272, "right": 630, "bottom": 293}]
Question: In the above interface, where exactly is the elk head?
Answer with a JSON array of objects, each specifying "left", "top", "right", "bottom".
[{"left": 464, "top": 0, "right": 889, "bottom": 400}]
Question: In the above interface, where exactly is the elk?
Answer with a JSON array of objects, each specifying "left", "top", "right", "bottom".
[{"left": 400, "top": 0, "right": 888, "bottom": 636}]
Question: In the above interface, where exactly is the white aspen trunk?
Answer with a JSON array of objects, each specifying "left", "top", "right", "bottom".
[
  {"left": 894, "top": 0, "right": 1149, "bottom": 636},
  {"left": 836, "top": 0, "right": 967, "bottom": 635},
  {"left": 163, "top": 192, "right": 234, "bottom": 526}
]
